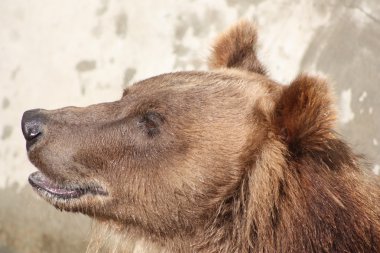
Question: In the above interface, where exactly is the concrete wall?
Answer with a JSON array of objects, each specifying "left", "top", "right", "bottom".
[{"left": 1, "top": 0, "right": 379, "bottom": 252}]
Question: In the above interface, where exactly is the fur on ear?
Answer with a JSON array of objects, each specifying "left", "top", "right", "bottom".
[
  {"left": 276, "top": 74, "right": 337, "bottom": 155},
  {"left": 208, "top": 20, "right": 266, "bottom": 75}
]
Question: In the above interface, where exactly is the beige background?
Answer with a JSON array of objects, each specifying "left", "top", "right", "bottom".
[{"left": 1, "top": 0, "right": 379, "bottom": 252}]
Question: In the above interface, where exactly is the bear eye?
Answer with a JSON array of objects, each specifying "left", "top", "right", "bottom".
[{"left": 138, "top": 112, "right": 164, "bottom": 137}]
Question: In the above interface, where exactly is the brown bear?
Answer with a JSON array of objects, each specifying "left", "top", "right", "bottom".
[{"left": 22, "top": 21, "right": 380, "bottom": 253}]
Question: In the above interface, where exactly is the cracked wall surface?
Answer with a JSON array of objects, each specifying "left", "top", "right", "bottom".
[{"left": 1, "top": 0, "right": 379, "bottom": 252}]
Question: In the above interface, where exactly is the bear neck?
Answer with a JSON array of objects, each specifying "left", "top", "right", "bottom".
[{"left": 191, "top": 138, "right": 380, "bottom": 253}]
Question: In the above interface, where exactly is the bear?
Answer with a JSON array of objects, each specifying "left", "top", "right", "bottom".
[{"left": 21, "top": 20, "right": 380, "bottom": 253}]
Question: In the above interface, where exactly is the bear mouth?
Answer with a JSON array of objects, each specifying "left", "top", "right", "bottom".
[{"left": 28, "top": 171, "right": 107, "bottom": 199}]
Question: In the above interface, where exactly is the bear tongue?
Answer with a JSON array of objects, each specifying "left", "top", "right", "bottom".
[{"left": 28, "top": 171, "right": 81, "bottom": 198}]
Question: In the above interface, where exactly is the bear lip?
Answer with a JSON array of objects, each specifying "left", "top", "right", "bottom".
[{"left": 28, "top": 171, "right": 107, "bottom": 199}]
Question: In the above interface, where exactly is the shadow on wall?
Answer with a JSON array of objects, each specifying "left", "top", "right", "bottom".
[{"left": 0, "top": 184, "right": 90, "bottom": 253}]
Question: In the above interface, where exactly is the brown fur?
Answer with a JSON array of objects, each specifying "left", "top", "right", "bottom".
[
  {"left": 23, "top": 21, "right": 380, "bottom": 252},
  {"left": 208, "top": 20, "right": 266, "bottom": 75}
]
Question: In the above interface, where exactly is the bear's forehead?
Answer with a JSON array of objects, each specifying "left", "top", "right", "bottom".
[{"left": 124, "top": 70, "right": 274, "bottom": 101}]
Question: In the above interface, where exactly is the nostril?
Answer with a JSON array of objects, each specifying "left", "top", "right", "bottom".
[
  {"left": 21, "top": 109, "right": 45, "bottom": 145},
  {"left": 23, "top": 120, "right": 42, "bottom": 140}
]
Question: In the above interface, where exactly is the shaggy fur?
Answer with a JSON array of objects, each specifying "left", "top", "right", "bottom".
[{"left": 22, "top": 21, "right": 380, "bottom": 253}]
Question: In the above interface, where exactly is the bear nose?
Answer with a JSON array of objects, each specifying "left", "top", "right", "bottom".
[{"left": 21, "top": 109, "right": 45, "bottom": 148}]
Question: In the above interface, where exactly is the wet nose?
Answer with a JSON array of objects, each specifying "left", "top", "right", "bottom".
[{"left": 21, "top": 109, "right": 45, "bottom": 148}]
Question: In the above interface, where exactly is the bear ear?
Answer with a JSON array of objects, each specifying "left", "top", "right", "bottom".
[
  {"left": 208, "top": 20, "right": 266, "bottom": 75},
  {"left": 276, "top": 74, "right": 337, "bottom": 155}
]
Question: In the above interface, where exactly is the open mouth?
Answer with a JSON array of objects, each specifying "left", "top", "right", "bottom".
[{"left": 28, "top": 171, "right": 107, "bottom": 199}]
